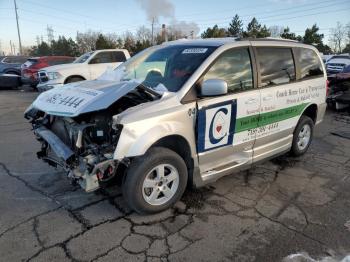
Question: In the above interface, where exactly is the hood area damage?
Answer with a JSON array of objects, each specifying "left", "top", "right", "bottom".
[{"left": 25, "top": 80, "right": 161, "bottom": 192}]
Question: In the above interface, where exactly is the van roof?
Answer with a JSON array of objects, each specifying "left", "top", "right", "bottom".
[{"left": 162, "top": 37, "right": 307, "bottom": 47}]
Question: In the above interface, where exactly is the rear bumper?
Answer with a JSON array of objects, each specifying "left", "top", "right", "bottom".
[
  {"left": 0, "top": 74, "right": 21, "bottom": 88},
  {"left": 21, "top": 76, "right": 38, "bottom": 85}
]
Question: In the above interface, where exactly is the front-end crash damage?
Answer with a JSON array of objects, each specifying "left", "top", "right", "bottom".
[{"left": 24, "top": 81, "right": 161, "bottom": 192}]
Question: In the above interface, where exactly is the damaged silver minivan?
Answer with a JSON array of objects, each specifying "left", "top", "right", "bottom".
[{"left": 25, "top": 38, "right": 327, "bottom": 213}]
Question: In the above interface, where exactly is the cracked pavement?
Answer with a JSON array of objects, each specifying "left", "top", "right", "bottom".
[{"left": 1, "top": 88, "right": 350, "bottom": 262}]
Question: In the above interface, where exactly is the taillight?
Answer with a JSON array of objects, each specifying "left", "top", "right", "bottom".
[{"left": 326, "top": 80, "right": 330, "bottom": 97}]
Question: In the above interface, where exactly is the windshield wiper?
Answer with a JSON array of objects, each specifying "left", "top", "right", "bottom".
[{"left": 137, "top": 83, "right": 162, "bottom": 99}]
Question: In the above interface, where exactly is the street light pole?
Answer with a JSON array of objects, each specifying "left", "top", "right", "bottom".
[{"left": 14, "top": 0, "right": 22, "bottom": 55}]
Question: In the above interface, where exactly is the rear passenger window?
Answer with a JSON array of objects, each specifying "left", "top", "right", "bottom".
[
  {"left": 92, "top": 52, "right": 114, "bottom": 63},
  {"left": 256, "top": 48, "right": 295, "bottom": 87},
  {"left": 295, "top": 48, "right": 323, "bottom": 79},
  {"left": 203, "top": 48, "right": 253, "bottom": 93},
  {"left": 112, "top": 51, "right": 126, "bottom": 62}
]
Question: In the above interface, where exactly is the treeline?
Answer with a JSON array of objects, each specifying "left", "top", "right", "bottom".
[
  {"left": 201, "top": 15, "right": 334, "bottom": 54},
  {"left": 29, "top": 14, "right": 350, "bottom": 57},
  {"left": 30, "top": 25, "right": 186, "bottom": 57}
]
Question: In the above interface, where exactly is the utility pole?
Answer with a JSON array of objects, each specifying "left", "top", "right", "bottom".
[
  {"left": 36, "top": 36, "right": 41, "bottom": 46},
  {"left": 12, "top": 43, "right": 16, "bottom": 55},
  {"left": 151, "top": 17, "right": 154, "bottom": 46},
  {"left": 47, "top": 25, "right": 54, "bottom": 44},
  {"left": 14, "top": 0, "right": 22, "bottom": 54},
  {"left": 10, "top": 40, "right": 13, "bottom": 55}
]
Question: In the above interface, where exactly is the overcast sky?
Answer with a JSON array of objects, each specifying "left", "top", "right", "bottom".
[{"left": 0, "top": 0, "right": 349, "bottom": 54}]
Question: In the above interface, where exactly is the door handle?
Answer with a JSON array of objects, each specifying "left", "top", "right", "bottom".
[
  {"left": 263, "top": 95, "right": 273, "bottom": 101},
  {"left": 245, "top": 98, "right": 258, "bottom": 104}
]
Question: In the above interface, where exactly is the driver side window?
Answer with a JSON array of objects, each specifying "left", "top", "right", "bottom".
[{"left": 203, "top": 48, "right": 253, "bottom": 93}]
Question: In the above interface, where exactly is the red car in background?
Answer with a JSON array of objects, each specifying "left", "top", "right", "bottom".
[{"left": 21, "top": 56, "right": 75, "bottom": 88}]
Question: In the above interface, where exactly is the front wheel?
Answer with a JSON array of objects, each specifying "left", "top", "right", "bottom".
[
  {"left": 290, "top": 115, "right": 314, "bottom": 156},
  {"left": 122, "top": 147, "right": 188, "bottom": 214}
]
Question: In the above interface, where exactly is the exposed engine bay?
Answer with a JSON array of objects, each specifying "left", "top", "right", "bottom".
[{"left": 25, "top": 85, "right": 159, "bottom": 192}]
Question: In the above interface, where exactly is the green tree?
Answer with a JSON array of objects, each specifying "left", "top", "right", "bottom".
[
  {"left": 51, "top": 36, "right": 80, "bottom": 56},
  {"left": 303, "top": 24, "right": 324, "bottom": 45},
  {"left": 95, "top": 34, "right": 116, "bottom": 49},
  {"left": 317, "top": 43, "right": 332, "bottom": 54},
  {"left": 343, "top": 43, "right": 350, "bottom": 53},
  {"left": 30, "top": 41, "right": 51, "bottom": 56},
  {"left": 281, "top": 27, "right": 297, "bottom": 40},
  {"left": 303, "top": 24, "right": 331, "bottom": 53},
  {"left": 243, "top": 17, "right": 271, "bottom": 38},
  {"left": 227, "top": 14, "right": 243, "bottom": 37},
  {"left": 201, "top": 25, "right": 227, "bottom": 38}
]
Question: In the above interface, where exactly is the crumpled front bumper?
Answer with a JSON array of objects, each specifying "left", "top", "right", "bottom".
[
  {"left": 34, "top": 126, "right": 74, "bottom": 162},
  {"left": 33, "top": 125, "right": 114, "bottom": 192}
]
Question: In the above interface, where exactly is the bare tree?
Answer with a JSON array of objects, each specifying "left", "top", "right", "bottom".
[
  {"left": 136, "top": 26, "right": 152, "bottom": 42},
  {"left": 329, "top": 22, "right": 346, "bottom": 53},
  {"left": 269, "top": 25, "right": 284, "bottom": 38},
  {"left": 76, "top": 30, "right": 99, "bottom": 53}
]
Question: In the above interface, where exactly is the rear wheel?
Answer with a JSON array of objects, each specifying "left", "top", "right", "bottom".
[
  {"left": 291, "top": 115, "right": 314, "bottom": 156},
  {"left": 122, "top": 147, "right": 188, "bottom": 214}
]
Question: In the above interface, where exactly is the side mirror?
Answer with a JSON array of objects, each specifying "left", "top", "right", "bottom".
[{"left": 200, "top": 79, "right": 228, "bottom": 97}]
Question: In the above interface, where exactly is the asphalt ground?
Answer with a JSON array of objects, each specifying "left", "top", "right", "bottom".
[{"left": 0, "top": 86, "right": 349, "bottom": 262}]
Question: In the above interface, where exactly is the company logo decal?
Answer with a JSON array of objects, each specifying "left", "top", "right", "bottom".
[{"left": 197, "top": 100, "right": 237, "bottom": 153}]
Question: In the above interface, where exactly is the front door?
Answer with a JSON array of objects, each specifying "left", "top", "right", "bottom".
[{"left": 196, "top": 47, "right": 260, "bottom": 178}]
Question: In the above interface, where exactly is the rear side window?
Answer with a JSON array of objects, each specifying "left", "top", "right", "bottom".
[
  {"left": 256, "top": 47, "right": 295, "bottom": 87},
  {"left": 92, "top": 52, "right": 114, "bottom": 63},
  {"left": 111, "top": 51, "right": 126, "bottom": 62},
  {"left": 295, "top": 48, "right": 323, "bottom": 79},
  {"left": 203, "top": 48, "right": 253, "bottom": 93}
]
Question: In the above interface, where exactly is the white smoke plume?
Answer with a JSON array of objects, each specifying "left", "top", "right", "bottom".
[
  {"left": 135, "top": 0, "right": 200, "bottom": 37},
  {"left": 168, "top": 20, "right": 200, "bottom": 38},
  {"left": 135, "top": 0, "right": 175, "bottom": 22}
]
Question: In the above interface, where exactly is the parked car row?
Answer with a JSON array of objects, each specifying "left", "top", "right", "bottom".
[
  {"left": 0, "top": 49, "right": 130, "bottom": 90},
  {"left": 21, "top": 56, "right": 75, "bottom": 87}
]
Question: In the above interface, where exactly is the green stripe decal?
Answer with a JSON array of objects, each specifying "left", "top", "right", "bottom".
[{"left": 235, "top": 103, "right": 308, "bottom": 133}]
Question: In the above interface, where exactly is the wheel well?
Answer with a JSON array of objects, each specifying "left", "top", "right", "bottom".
[
  {"left": 64, "top": 75, "right": 85, "bottom": 84},
  {"left": 5, "top": 70, "right": 20, "bottom": 76},
  {"left": 152, "top": 135, "right": 194, "bottom": 185},
  {"left": 302, "top": 104, "right": 318, "bottom": 123}
]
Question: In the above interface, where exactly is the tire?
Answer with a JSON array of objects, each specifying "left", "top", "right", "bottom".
[
  {"left": 123, "top": 147, "right": 188, "bottom": 214},
  {"left": 65, "top": 76, "right": 84, "bottom": 84},
  {"left": 290, "top": 115, "right": 314, "bottom": 156}
]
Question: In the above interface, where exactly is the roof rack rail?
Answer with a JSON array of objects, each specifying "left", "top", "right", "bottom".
[{"left": 237, "top": 37, "right": 300, "bottom": 43}]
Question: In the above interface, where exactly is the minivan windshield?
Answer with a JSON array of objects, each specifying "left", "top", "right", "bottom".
[
  {"left": 115, "top": 45, "right": 216, "bottom": 92},
  {"left": 74, "top": 52, "right": 93, "bottom": 63}
]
